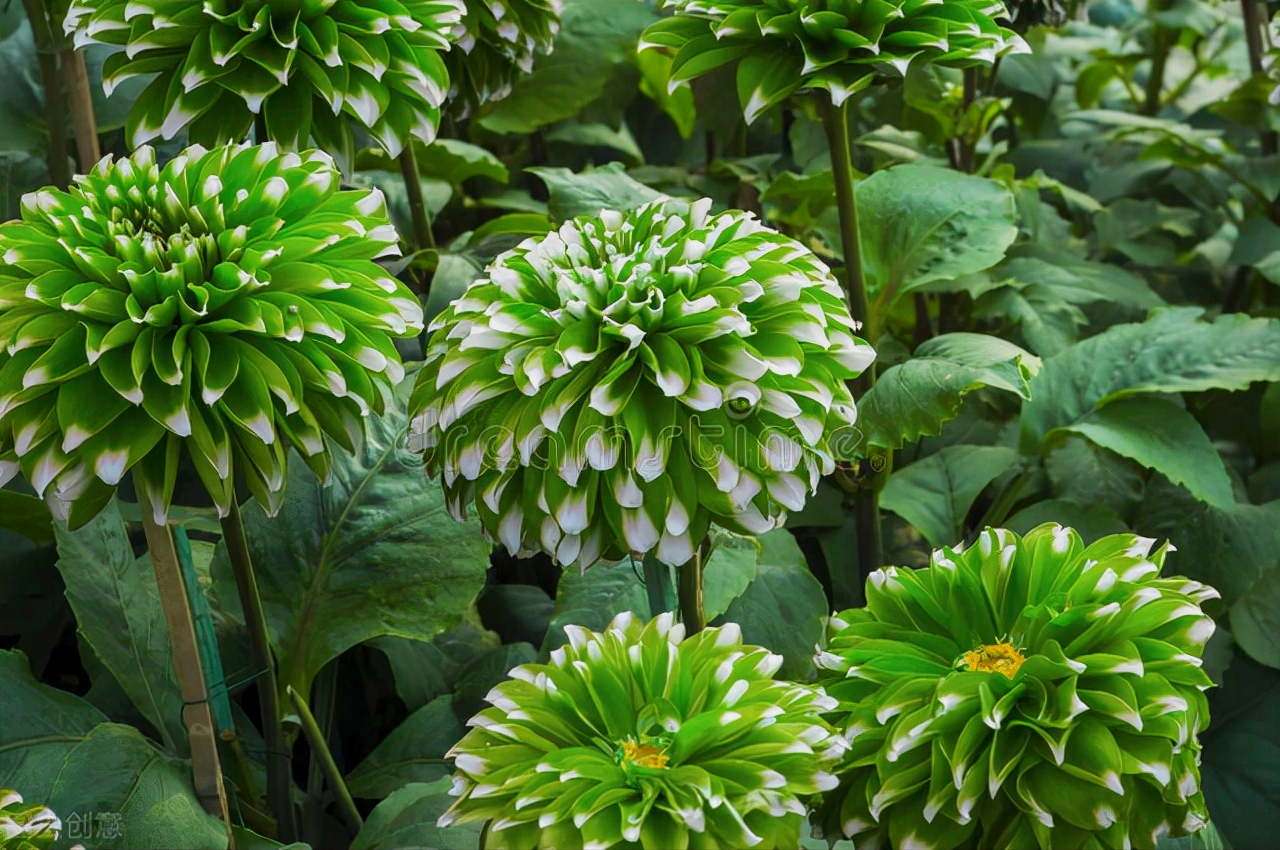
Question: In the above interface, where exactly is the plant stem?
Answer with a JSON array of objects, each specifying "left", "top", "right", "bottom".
[
  {"left": 398, "top": 143, "right": 436, "bottom": 250},
  {"left": 21, "top": 0, "right": 70, "bottom": 188},
  {"left": 287, "top": 684, "right": 363, "bottom": 838},
  {"left": 221, "top": 499, "right": 298, "bottom": 843},
  {"left": 819, "top": 97, "right": 871, "bottom": 339},
  {"left": 676, "top": 547, "right": 707, "bottom": 635},
  {"left": 1142, "top": 24, "right": 1172, "bottom": 116},
  {"left": 641, "top": 554, "right": 671, "bottom": 619},
  {"left": 1241, "top": 0, "right": 1279, "bottom": 156},
  {"left": 820, "top": 95, "right": 884, "bottom": 578},
  {"left": 301, "top": 663, "right": 339, "bottom": 842},
  {"left": 59, "top": 46, "right": 99, "bottom": 172}
]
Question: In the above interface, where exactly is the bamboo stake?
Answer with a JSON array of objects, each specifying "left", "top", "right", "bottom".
[{"left": 135, "top": 486, "right": 233, "bottom": 843}]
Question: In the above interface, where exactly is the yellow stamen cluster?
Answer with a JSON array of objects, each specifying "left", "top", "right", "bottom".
[
  {"left": 961, "top": 642, "right": 1027, "bottom": 679},
  {"left": 618, "top": 739, "right": 670, "bottom": 770}
]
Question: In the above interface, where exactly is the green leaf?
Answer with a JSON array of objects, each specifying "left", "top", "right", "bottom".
[
  {"left": 423, "top": 252, "right": 485, "bottom": 326},
  {"left": 0, "top": 20, "right": 47, "bottom": 154},
  {"left": 1229, "top": 564, "right": 1280, "bottom": 670},
  {"left": 357, "top": 140, "right": 509, "bottom": 186},
  {"left": 370, "top": 622, "right": 500, "bottom": 715},
  {"left": 1135, "top": 475, "right": 1280, "bottom": 605},
  {"left": 855, "top": 334, "right": 1040, "bottom": 451},
  {"left": 0, "top": 490, "right": 53, "bottom": 544},
  {"left": 475, "top": 584, "right": 554, "bottom": 647},
  {"left": 545, "top": 121, "right": 645, "bottom": 164},
  {"left": 479, "top": 0, "right": 657, "bottom": 135},
  {"left": 852, "top": 164, "right": 1018, "bottom": 318},
  {"left": 0, "top": 148, "right": 51, "bottom": 222},
  {"left": 702, "top": 532, "right": 760, "bottom": 622},
  {"left": 540, "top": 561, "right": 650, "bottom": 654},
  {"left": 1004, "top": 499, "right": 1129, "bottom": 544},
  {"left": 345, "top": 695, "right": 466, "bottom": 799},
  {"left": 637, "top": 49, "right": 696, "bottom": 139},
  {"left": 211, "top": 383, "right": 492, "bottom": 701},
  {"left": 0, "top": 651, "right": 227, "bottom": 850},
  {"left": 1021, "top": 309, "right": 1280, "bottom": 452},
  {"left": 1048, "top": 397, "right": 1236, "bottom": 508},
  {"left": 716, "top": 530, "right": 827, "bottom": 681},
  {"left": 1044, "top": 436, "right": 1148, "bottom": 517},
  {"left": 994, "top": 243, "right": 1164, "bottom": 309},
  {"left": 350, "top": 779, "right": 483, "bottom": 850},
  {"left": 528, "top": 163, "right": 664, "bottom": 222},
  {"left": 1230, "top": 217, "right": 1280, "bottom": 284},
  {"left": 53, "top": 499, "right": 186, "bottom": 756},
  {"left": 1199, "top": 654, "right": 1280, "bottom": 850},
  {"left": 880, "top": 446, "right": 1020, "bottom": 547}
]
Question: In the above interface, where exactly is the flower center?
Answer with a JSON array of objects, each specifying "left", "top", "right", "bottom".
[
  {"left": 615, "top": 737, "right": 670, "bottom": 771},
  {"left": 960, "top": 642, "right": 1026, "bottom": 679}
]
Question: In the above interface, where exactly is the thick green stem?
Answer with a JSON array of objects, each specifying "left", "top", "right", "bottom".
[
  {"left": 641, "top": 554, "right": 671, "bottom": 620},
  {"left": 819, "top": 98, "right": 871, "bottom": 338},
  {"left": 287, "top": 684, "right": 363, "bottom": 838},
  {"left": 676, "top": 549, "right": 706, "bottom": 635},
  {"left": 21, "top": 0, "right": 70, "bottom": 188},
  {"left": 1142, "top": 25, "right": 1172, "bottom": 116},
  {"left": 398, "top": 143, "right": 436, "bottom": 250},
  {"left": 222, "top": 500, "right": 298, "bottom": 843},
  {"left": 821, "top": 95, "right": 883, "bottom": 578},
  {"left": 1241, "top": 0, "right": 1278, "bottom": 156}
]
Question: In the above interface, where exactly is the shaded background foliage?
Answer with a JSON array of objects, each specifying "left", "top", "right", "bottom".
[{"left": 1, "top": 0, "right": 1278, "bottom": 847}]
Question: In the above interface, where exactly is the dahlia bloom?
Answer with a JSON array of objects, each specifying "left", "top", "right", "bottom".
[
  {"left": 64, "top": 0, "right": 464, "bottom": 154},
  {"left": 0, "top": 144, "right": 422, "bottom": 526},
  {"left": 408, "top": 197, "right": 874, "bottom": 569},
  {"left": 641, "top": 0, "right": 1029, "bottom": 123},
  {"left": 446, "top": 0, "right": 564, "bottom": 117},
  {"left": 811, "top": 523, "right": 1219, "bottom": 850},
  {"left": 439, "top": 611, "right": 847, "bottom": 849}
]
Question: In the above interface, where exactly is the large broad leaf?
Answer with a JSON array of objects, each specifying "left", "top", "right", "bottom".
[
  {"left": 0, "top": 20, "right": 46, "bottom": 153},
  {"left": 540, "top": 562, "right": 651, "bottom": 654},
  {"left": 1047, "top": 397, "right": 1236, "bottom": 508},
  {"left": 1135, "top": 475, "right": 1280, "bottom": 605},
  {"left": 1020, "top": 309, "right": 1280, "bottom": 451},
  {"left": 715, "top": 530, "right": 828, "bottom": 681},
  {"left": 356, "top": 140, "right": 509, "bottom": 186},
  {"left": 346, "top": 696, "right": 466, "bottom": 799},
  {"left": 479, "top": 0, "right": 657, "bottom": 135},
  {"left": 211, "top": 387, "right": 491, "bottom": 701},
  {"left": 0, "top": 651, "right": 228, "bottom": 850},
  {"left": 370, "top": 622, "right": 500, "bottom": 715},
  {"left": 880, "top": 446, "right": 1020, "bottom": 547},
  {"left": 0, "top": 490, "right": 52, "bottom": 544},
  {"left": 1044, "top": 436, "right": 1148, "bottom": 517},
  {"left": 855, "top": 334, "right": 1040, "bottom": 451},
  {"left": 1199, "top": 654, "right": 1280, "bottom": 850},
  {"left": 852, "top": 164, "right": 1018, "bottom": 320},
  {"left": 528, "top": 163, "right": 663, "bottom": 222},
  {"left": 702, "top": 532, "right": 760, "bottom": 623},
  {"left": 1004, "top": 498, "right": 1129, "bottom": 544},
  {"left": 52, "top": 499, "right": 186, "bottom": 755},
  {"left": 994, "top": 243, "right": 1165, "bottom": 308},
  {"left": 1229, "top": 564, "right": 1280, "bottom": 670},
  {"left": 350, "top": 779, "right": 482, "bottom": 850}
]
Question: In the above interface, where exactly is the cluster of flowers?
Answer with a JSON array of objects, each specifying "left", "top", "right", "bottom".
[{"left": 439, "top": 524, "right": 1219, "bottom": 850}]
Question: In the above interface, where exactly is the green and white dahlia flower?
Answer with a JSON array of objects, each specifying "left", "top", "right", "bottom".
[
  {"left": 0, "top": 143, "right": 422, "bottom": 527},
  {"left": 440, "top": 611, "right": 846, "bottom": 849},
  {"left": 408, "top": 197, "right": 874, "bottom": 569},
  {"left": 64, "top": 0, "right": 464, "bottom": 155},
  {"left": 641, "top": 0, "right": 1029, "bottom": 123},
  {"left": 445, "top": 0, "right": 564, "bottom": 117},
  {"left": 811, "top": 523, "right": 1218, "bottom": 850}
]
